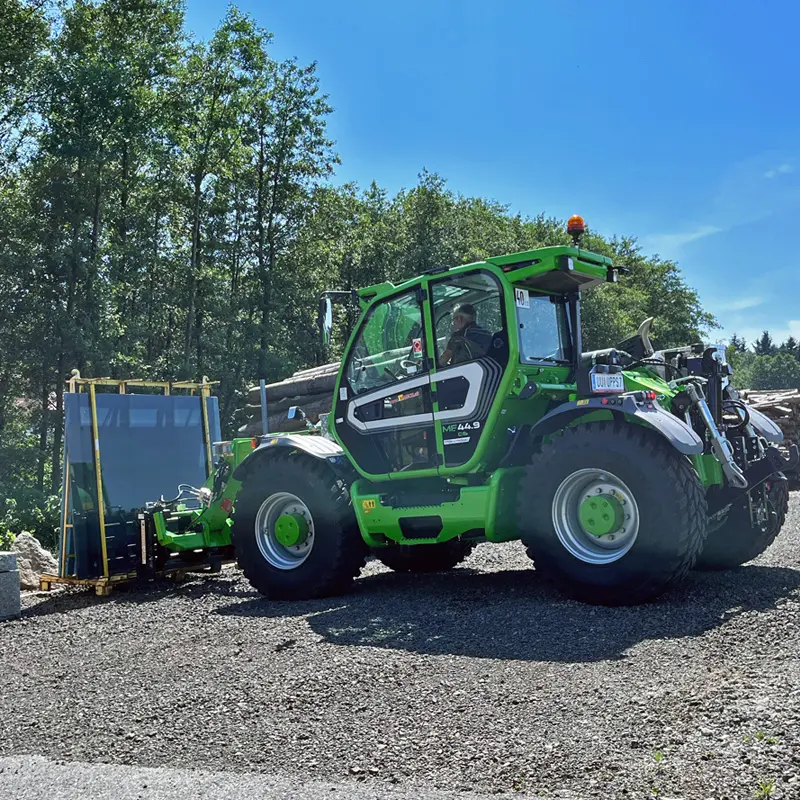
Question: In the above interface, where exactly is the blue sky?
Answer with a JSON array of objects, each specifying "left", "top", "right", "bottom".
[{"left": 184, "top": 0, "right": 800, "bottom": 348}]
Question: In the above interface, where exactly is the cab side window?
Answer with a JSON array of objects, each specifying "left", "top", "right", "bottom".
[
  {"left": 343, "top": 289, "right": 425, "bottom": 396},
  {"left": 431, "top": 272, "right": 507, "bottom": 368}
]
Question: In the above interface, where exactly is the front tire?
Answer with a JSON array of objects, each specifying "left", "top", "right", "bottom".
[
  {"left": 373, "top": 540, "right": 476, "bottom": 573},
  {"left": 232, "top": 452, "right": 367, "bottom": 600},
  {"left": 517, "top": 422, "right": 707, "bottom": 606},
  {"left": 694, "top": 479, "right": 789, "bottom": 570}
]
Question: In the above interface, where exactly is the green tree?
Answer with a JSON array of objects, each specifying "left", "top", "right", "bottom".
[
  {"left": 754, "top": 330, "right": 775, "bottom": 356},
  {"left": 729, "top": 333, "right": 747, "bottom": 352},
  {"left": 243, "top": 53, "right": 338, "bottom": 378},
  {"left": 171, "top": 7, "right": 263, "bottom": 377},
  {"left": 779, "top": 335, "right": 798, "bottom": 358},
  {"left": 749, "top": 353, "right": 800, "bottom": 390},
  {"left": 0, "top": 0, "right": 48, "bottom": 168}
]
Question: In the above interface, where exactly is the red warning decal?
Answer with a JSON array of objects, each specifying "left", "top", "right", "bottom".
[{"left": 412, "top": 338, "right": 423, "bottom": 356}]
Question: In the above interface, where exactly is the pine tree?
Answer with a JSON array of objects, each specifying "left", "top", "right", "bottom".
[
  {"left": 779, "top": 335, "right": 798, "bottom": 354},
  {"left": 729, "top": 333, "right": 746, "bottom": 353},
  {"left": 754, "top": 330, "right": 775, "bottom": 356}
]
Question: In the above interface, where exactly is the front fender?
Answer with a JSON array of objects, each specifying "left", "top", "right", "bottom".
[
  {"left": 530, "top": 395, "right": 704, "bottom": 455},
  {"left": 745, "top": 405, "right": 784, "bottom": 443},
  {"left": 232, "top": 433, "right": 347, "bottom": 481}
]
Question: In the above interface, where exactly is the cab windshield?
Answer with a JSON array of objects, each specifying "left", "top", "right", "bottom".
[{"left": 515, "top": 290, "right": 572, "bottom": 365}]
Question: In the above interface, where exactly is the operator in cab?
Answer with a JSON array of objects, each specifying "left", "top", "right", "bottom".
[{"left": 439, "top": 303, "right": 492, "bottom": 366}]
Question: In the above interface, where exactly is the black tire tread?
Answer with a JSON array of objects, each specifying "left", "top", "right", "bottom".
[
  {"left": 695, "top": 479, "right": 789, "bottom": 570},
  {"left": 232, "top": 451, "right": 366, "bottom": 600},
  {"left": 517, "top": 421, "right": 707, "bottom": 605}
]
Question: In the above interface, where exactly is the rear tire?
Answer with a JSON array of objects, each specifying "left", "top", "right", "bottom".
[
  {"left": 517, "top": 422, "right": 707, "bottom": 606},
  {"left": 694, "top": 479, "right": 789, "bottom": 570},
  {"left": 373, "top": 540, "right": 476, "bottom": 573},
  {"left": 232, "top": 452, "right": 367, "bottom": 600}
]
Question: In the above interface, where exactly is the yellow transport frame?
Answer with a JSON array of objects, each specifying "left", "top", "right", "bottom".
[{"left": 39, "top": 372, "right": 218, "bottom": 596}]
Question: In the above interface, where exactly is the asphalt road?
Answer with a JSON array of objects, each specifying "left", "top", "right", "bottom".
[{"left": 0, "top": 755, "right": 514, "bottom": 800}]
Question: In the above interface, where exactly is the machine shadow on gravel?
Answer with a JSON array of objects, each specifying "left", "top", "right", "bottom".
[
  {"left": 19, "top": 573, "right": 250, "bottom": 619},
  {"left": 215, "top": 563, "right": 800, "bottom": 663}
]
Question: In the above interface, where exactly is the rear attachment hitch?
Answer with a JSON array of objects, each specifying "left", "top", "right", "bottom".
[
  {"left": 707, "top": 443, "right": 799, "bottom": 513},
  {"left": 685, "top": 383, "right": 748, "bottom": 490}
]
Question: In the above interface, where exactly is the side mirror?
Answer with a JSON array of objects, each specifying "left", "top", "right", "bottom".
[
  {"left": 287, "top": 406, "right": 299, "bottom": 420},
  {"left": 318, "top": 296, "right": 333, "bottom": 351}
]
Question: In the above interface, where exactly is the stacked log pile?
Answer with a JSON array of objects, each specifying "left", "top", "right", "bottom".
[
  {"left": 738, "top": 389, "right": 800, "bottom": 443},
  {"left": 235, "top": 362, "right": 338, "bottom": 436},
  {"left": 738, "top": 388, "right": 800, "bottom": 484}
]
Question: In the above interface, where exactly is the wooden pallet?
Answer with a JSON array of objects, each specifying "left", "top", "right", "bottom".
[{"left": 38, "top": 559, "right": 233, "bottom": 597}]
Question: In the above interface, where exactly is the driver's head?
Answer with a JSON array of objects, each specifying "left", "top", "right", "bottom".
[{"left": 453, "top": 303, "right": 476, "bottom": 331}]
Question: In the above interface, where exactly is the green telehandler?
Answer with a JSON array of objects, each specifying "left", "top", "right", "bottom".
[{"left": 193, "top": 216, "right": 798, "bottom": 606}]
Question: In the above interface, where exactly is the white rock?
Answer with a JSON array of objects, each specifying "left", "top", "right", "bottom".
[
  {"left": 12, "top": 532, "right": 58, "bottom": 576},
  {"left": 17, "top": 556, "right": 40, "bottom": 590}
]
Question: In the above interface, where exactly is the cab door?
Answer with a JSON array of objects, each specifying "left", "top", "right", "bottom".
[
  {"left": 428, "top": 270, "right": 510, "bottom": 471},
  {"left": 332, "top": 287, "right": 437, "bottom": 478}
]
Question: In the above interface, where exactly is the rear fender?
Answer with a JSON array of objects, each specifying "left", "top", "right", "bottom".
[
  {"left": 529, "top": 396, "right": 704, "bottom": 455},
  {"left": 232, "top": 434, "right": 350, "bottom": 482}
]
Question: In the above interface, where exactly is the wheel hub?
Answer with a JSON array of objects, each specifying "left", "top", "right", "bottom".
[
  {"left": 552, "top": 470, "right": 641, "bottom": 564},
  {"left": 578, "top": 493, "right": 624, "bottom": 537},
  {"left": 274, "top": 513, "right": 309, "bottom": 547},
  {"left": 254, "top": 492, "right": 316, "bottom": 571}
]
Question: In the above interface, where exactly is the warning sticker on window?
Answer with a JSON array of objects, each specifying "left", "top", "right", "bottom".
[
  {"left": 514, "top": 288, "right": 530, "bottom": 309},
  {"left": 412, "top": 338, "right": 423, "bottom": 357}
]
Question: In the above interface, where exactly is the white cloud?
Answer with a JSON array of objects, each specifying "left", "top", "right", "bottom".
[
  {"left": 642, "top": 152, "right": 798, "bottom": 260},
  {"left": 718, "top": 296, "right": 765, "bottom": 312},
  {"left": 764, "top": 163, "right": 794, "bottom": 179},
  {"left": 644, "top": 224, "right": 723, "bottom": 255},
  {"left": 720, "top": 320, "right": 800, "bottom": 348}
]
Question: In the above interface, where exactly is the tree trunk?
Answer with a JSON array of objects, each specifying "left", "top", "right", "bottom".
[
  {"left": 50, "top": 356, "right": 64, "bottom": 495},
  {"left": 257, "top": 126, "right": 286, "bottom": 377},
  {"left": 87, "top": 171, "right": 103, "bottom": 373},
  {"left": 183, "top": 172, "right": 203, "bottom": 376},
  {"left": 37, "top": 374, "right": 49, "bottom": 492},
  {"left": 256, "top": 127, "right": 268, "bottom": 376}
]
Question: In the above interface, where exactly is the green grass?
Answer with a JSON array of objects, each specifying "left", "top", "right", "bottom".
[{"left": 754, "top": 778, "right": 775, "bottom": 799}]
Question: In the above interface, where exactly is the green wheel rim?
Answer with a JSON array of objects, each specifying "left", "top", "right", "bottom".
[
  {"left": 552, "top": 468, "right": 640, "bottom": 565},
  {"left": 255, "top": 492, "right": 315, "bottom": 571}
]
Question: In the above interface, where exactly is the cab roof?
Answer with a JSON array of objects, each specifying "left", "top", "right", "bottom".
[{"left": 358, "top": 245, "right": 615, "bottom": 303}]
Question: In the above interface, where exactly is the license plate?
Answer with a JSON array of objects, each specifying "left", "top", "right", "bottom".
[{"left": 590, "top": 372, "right": 625, "bottom": 394}]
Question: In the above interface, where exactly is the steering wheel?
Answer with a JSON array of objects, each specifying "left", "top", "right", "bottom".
[{"left": 384, "top": 358, "right": 419, "bottom": 382}]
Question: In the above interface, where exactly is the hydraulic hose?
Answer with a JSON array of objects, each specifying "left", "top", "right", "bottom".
[{"left": 722, "top": 399, "right": 751, "bottom": 430}]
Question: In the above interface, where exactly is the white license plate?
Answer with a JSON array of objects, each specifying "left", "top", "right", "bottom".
[{"left": 590, "top": 372, "right": 625, "bottom": 393}]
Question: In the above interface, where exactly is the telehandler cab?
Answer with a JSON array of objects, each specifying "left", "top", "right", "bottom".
[{"left": 230, "top": 216, "right": 798, "bottom": 605}]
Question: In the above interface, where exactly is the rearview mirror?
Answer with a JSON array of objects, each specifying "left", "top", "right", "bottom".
[
  {"left": 287, "top": 406, "right": 298, "bottom": 420},
  {"left": 319, "top": 296, "right": 333, "bottom": 351}
]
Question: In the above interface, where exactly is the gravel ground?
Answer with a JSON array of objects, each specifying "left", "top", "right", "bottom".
[{"left": 2, "top": 496, "right": 800, "bottom": 800}]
